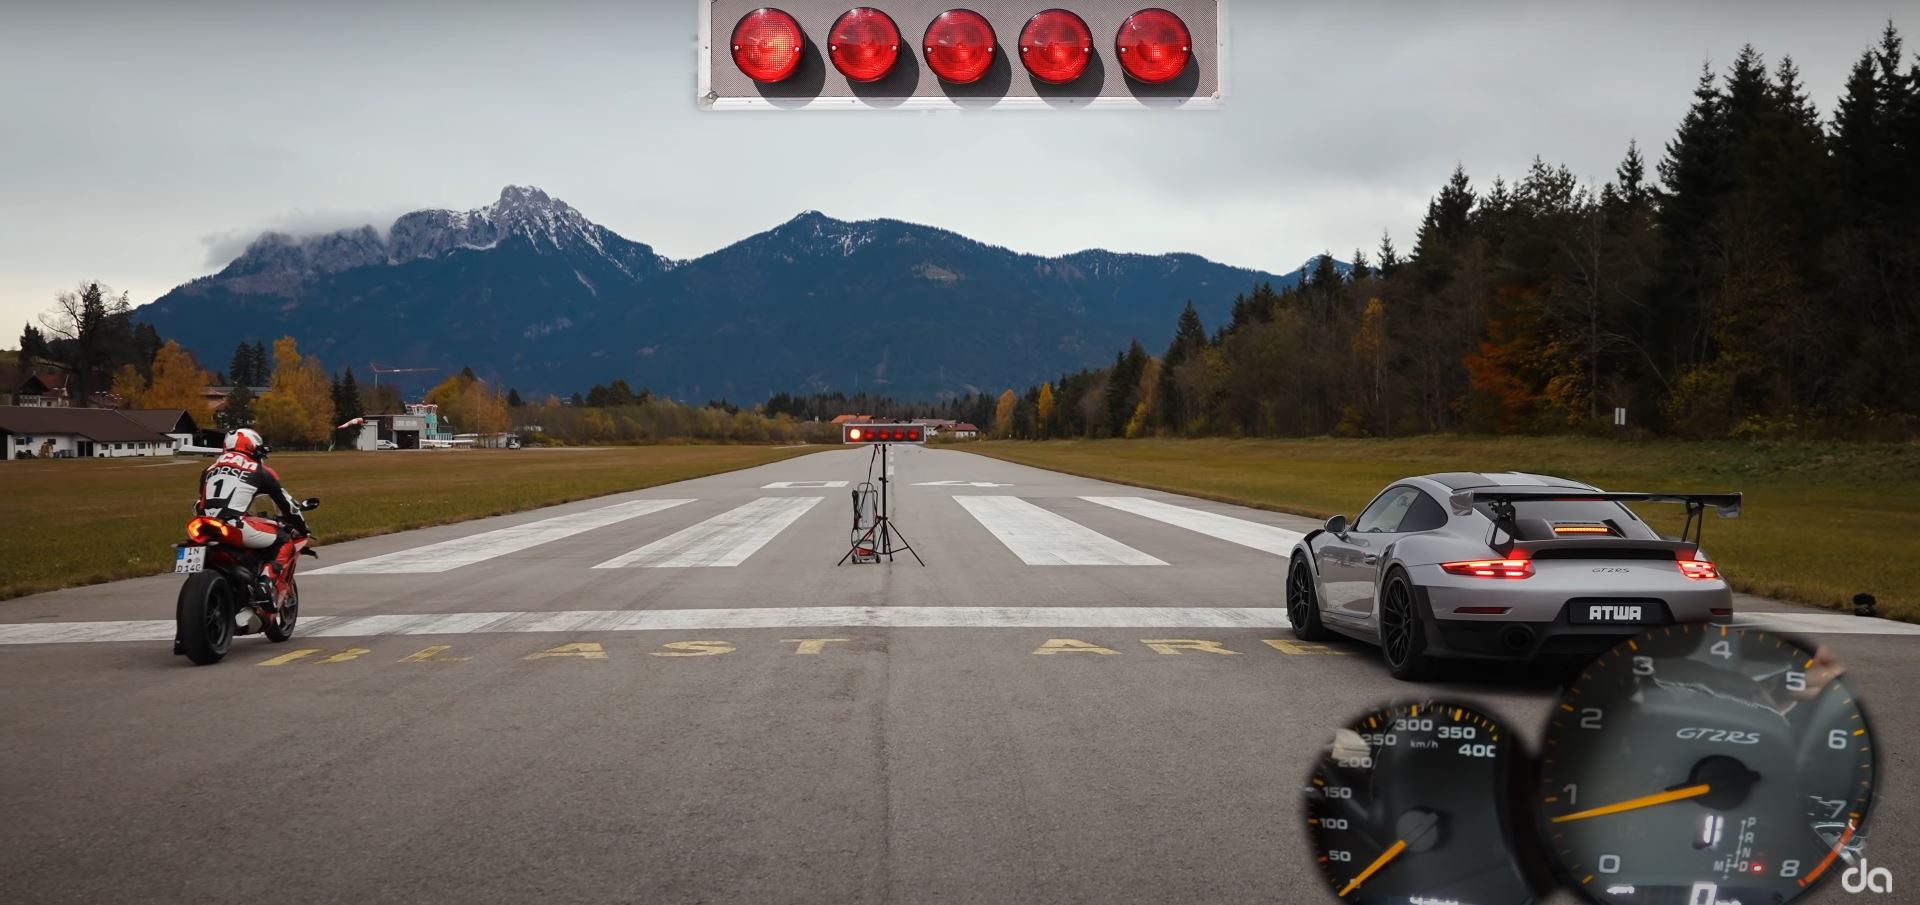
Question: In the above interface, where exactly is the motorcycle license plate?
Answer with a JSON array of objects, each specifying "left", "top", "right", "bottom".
[{"left": 174, "top": 546, "right": 206, "bottom": 574}]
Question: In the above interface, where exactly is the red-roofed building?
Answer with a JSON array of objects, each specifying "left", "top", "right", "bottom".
[
  {"left": 12, "top": 372, "right": 73, "bottom": 407},
  {"left": 0, "top": 406, "right": 184, "bottom": 460}
]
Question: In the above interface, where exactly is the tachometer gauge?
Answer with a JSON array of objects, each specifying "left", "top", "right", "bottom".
[
  {"left": 1304, "top": 700, "right": 1544, "bottom": 904},
  {"left": 1538, "top": 625, "right": 1875, "bottom": 905}
]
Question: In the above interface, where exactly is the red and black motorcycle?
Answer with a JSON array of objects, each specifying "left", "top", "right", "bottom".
[{"left": 171, "top": 499, "right": 320, "bottom": 665}]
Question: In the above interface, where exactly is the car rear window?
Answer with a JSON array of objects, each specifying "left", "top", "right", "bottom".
[{"left": 1472, "top": 499, "right": 1661, "bottom": 539}]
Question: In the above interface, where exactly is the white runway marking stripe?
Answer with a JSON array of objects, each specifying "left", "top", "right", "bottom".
[
  {"left": 1082, "top": 497, "right": 1304, "bottom": 555},
  {"left": 305, "top": 498, "right": 694, "bottom": 575},
  {"left": 955, "top": 496, "right": 1164, "bottom": 566},
  {"left": 0, "top": 607, "right": 1289, "bottom": 644},
  {"left": 594, "top": 497, "right": 821, "bottom": 568},
  {"left": 4, "top": 608, "right": 1917, "bottom": 645},
  {"left": 1729, "top": 612, "right": 1920, "bottom": 635}
]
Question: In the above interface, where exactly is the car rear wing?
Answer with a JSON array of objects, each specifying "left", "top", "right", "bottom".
[{"left": 1448, "top": 489, "right": 1742, "bottom": 548}]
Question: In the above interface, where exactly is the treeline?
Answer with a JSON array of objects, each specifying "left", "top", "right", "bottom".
[
  {"left": 17, "top": 282, "right": 163, "bottom": 408},
  {"left": 996, "top": 28, "right": 1920, "bottom": 441},
  {"left": 762, "top": 391, "right": 996, "bottom": 427}
]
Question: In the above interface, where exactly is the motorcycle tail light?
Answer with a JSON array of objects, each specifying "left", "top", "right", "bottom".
[
  {"left": 186, "top": 516, "right": 239, "bottom": 546},
  {"left": 1440, "top": 559, "right": 1533, "bottom": 579}
]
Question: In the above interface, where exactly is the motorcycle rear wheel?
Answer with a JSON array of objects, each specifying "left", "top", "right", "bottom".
[
  {"left": 177, "top": 571, "right": 234, "bottom": 665},
  {"left": 264, "top": 580, "right": 299, "bottom": 642}
]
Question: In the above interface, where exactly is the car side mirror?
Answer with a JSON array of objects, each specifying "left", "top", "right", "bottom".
[
  {"left": 1324, "top": 514, "right": 1348, "bottom": 536},
  {"left": 300, "top": 498, "right": 321, "bottom": 511}
]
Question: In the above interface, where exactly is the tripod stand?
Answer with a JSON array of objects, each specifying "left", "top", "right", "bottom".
[{"left": 837, "top": 443, "right": 924, "bottom": 566}]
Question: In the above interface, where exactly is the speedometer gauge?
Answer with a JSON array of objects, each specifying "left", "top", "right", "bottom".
[
  {"left": 1538, "top": 625, "right": 1875, "bottom": 905},
  {"left": 1304, "top": 700, "right": 1544, "bottom": 904}
]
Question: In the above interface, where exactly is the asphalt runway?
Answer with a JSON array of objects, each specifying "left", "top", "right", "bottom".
[{"left": 1, "top": 447, "right": 1912, "bottom": 905}]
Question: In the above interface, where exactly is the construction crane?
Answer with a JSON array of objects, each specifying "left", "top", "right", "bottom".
[{"left": 368, "top": 363, "right": 438, "bottom": 395}]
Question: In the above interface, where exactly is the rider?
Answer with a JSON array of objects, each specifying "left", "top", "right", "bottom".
[{"left": 197, "top": 428, "right": 309, "bottom": 604}]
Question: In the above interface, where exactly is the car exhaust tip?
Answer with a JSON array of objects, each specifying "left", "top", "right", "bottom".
[{"left": 1499, "top": 625, "right": 1535, "bottom": 653}]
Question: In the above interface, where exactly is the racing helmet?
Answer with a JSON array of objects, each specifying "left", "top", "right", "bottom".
[{"left": 223, "top": 427, "right": 269, "bottom": 460}]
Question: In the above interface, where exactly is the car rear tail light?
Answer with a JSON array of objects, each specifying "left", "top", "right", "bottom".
[
  {"left": 1114, "top": 8, "right": 1191, "bottom": 84},
  {"left": 1710, "top": 607, "right": 1733, "bottom": 617},
  {"left": 924, "top": 9, "right": 996, "bottom": 84},
  {"left": 1019, "top": 9, "right": 1093, "bottom": 84},
  {"left": 1453, "top": 606, "right": 1511, "bottom": 615},
  {"left": 732, "top": 8, "right": 805, "bottom": 84},
  {"left": 829, "top": 7, "right": 901, "bottom": 83},
  {"left": 1552, "top": 523, "right": 1615, "bottom": 535},
  {"left": 1678, "top": 558, "right": 1719, "bottom": 581},
  {"left": 1441, "top": 559, "right": 1534, "bottom": 579}
]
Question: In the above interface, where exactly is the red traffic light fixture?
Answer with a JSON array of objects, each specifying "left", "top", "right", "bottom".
[
  {"left": 731, "top": 8, "right": 805, "bottom": 83},
  {"left": 843, "top": 423, "right": 927, "bottom": 444},
  {"left": 1114, "top": 8, "right": 1192, "bottom": 84},
  {"left": 829, "top": 7, "right": 902, "bottom": 83},
  {"left": 1019, "top": 9, "right": 1093, "bottom": 84},
  {"left": 924, "top": 9, "right": 997, "bottom": 85}
]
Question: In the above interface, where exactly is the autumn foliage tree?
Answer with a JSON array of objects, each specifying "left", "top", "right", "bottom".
[
  {"left": 992, "top": 389, "right": 1018, "bottom": 438},
  {"left": 424, "top": 369, "right": 512, "bottom": 439},
  {"left": 111, "top": 341, "right": 216, "bottom": 426},
  {"left": 253, "top": 337, "right": 335, "bottom": 447}
]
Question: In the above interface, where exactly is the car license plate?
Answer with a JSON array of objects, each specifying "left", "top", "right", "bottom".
[
  {"left": 175, "top": 546, "right": 206, "bottom": 574},
  {"left": 1579, "top": 602, "right": 1652, "bottom": 623}
]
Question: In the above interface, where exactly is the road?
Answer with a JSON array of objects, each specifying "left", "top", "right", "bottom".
[{"left": 1, "top": 446, "right": 1913, "bottom": 905}]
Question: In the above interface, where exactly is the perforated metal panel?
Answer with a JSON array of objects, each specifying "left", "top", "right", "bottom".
[{"left": 699, "top": 1, "right": 1226, "bottom": 110}]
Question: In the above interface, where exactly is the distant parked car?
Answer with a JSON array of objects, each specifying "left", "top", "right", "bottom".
[{"left": 376, "top": 439, "right": 398, "bottom": 450}]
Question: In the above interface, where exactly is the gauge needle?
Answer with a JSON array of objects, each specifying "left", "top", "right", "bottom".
[
  {"left": 1338, "top": 839, "right": 1407, "bottom": 896},
  {"left": 1550, "top": 783, "right": 1711, "bottom": 823}
]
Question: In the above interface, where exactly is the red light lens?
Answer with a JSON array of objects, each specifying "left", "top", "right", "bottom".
[
  {"left": 732, "top": 8, "right": 804, "bottom": 84},
  {"left": 924, "top": 9, "right": 996, "bottom": 84},
  {"left": 1678, "top": 559, "right": 1719, "bottom": 581},
  {"left": 1114, "top": 8, "right": 1191, "bottom": 84},
  {"left": 1440, "top": 559, "right": 1534, "bottom": 579},
  {"left": 1019, "top": 9, "right": 1093, "bottom": 84},
  {"left": 829, "top": 8, "right": 901, "bottom": 83},
  {"left": 1453, "top": 606, "right": 1511, "bottom": 615},
  {"left": 909, "top": 429, "right": 922, "bottom": 441}
]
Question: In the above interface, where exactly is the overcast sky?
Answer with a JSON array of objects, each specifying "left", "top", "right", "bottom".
[{"left": 0, "top": 0, "right": 1908, "bottom": 340}]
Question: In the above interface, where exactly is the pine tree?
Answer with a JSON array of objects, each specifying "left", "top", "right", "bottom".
[
  {"left": 229, "top": 342, "right": 255, "bottom": 387},
  {"left": 1376, "top": 231, "right": 1400, "bottom": 276},
  {"left": 131, "top": 323, "right": 163, "bottom": 379},
  {"left": 252, "top": 341, "right": 269, "bottom": 383},
  {"left": 1159, "top": 301, "right": 1208, "bottom": 431},
  {"left": 331, "top": 368, "right": 367, "bottom": 448},
  {"left": 1349, "top": 249, "right": 1372, "bottom": 281},
  {"left": 219, "top": 384, "right": 256, "bottom": 431},
  {"left": 507, "top": 387, "right": 523, "bottom": 408}
]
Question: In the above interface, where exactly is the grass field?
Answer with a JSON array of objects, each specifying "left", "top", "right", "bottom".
[
  {"left": 0, "top": 445, "right": 820, "bottom": 601},
  {"left": 970, "top": 437, "right": 1920, "bottom": 622}
]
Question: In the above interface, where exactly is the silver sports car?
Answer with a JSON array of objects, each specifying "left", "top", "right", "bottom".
[{"left": 1286, "top": 472, "right": 1740, "bottom": 680}]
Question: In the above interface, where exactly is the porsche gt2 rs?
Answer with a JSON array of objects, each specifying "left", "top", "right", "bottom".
[{"left": 1285, "top": 472, "right": 1740, "bottom": 680}]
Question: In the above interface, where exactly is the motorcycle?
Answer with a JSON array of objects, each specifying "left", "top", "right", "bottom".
[{"left": 172, "top": 499, "right": 321, "bottom": 665}]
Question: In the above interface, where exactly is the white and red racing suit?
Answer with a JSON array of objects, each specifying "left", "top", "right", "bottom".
[{"left": 196, "top": 450, "right": 308, "bottom": 587}]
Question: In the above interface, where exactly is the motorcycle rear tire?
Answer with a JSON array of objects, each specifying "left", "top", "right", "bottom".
[
  {"left": 177, "top": 571, "right": 234, "bottom": 665},
  {"left": 264, "top": 580, "right": 299, "bottom": 642}
]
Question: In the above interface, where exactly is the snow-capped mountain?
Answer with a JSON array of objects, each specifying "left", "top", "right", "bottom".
[{"left": 137, "top": 186, "right": 1302, "bottom": 399}]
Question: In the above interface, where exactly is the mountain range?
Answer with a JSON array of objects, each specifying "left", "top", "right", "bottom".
[{"left": 136, "top": 186, "right": 1307, "bottom": 400}]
